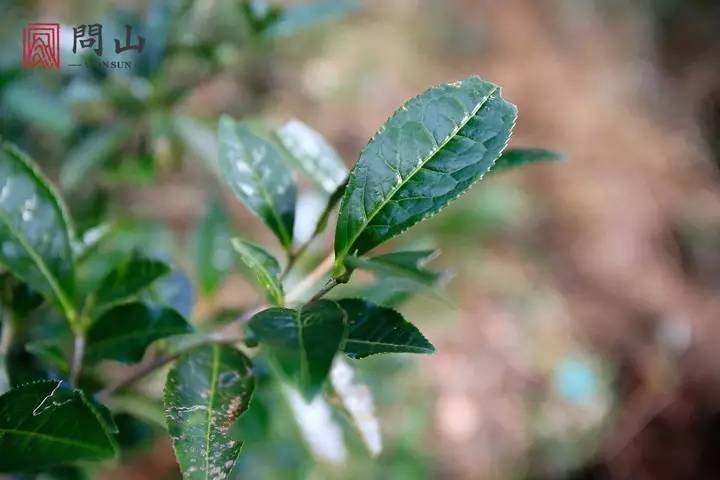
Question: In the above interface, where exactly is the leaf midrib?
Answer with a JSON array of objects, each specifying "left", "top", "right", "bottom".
[
  {"left": 337, "top": 87, "right": 497, "bottom": 261},
  {"left": 0, "top": 427, "right": 111, "bottom": 454},
  {"left": 0, "top": 209, "right": 74, "bottom": 320},
  {"left": 345, "top": 338, "right": 433, "bottom": 353}
]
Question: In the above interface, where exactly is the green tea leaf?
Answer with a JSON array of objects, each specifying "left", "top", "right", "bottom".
[
  {"left": 231, "top": 238, "right": 283, "bottom": 306},
  {"left": 0, "top": 380, "right": 117, "bottom": 472},
  {"left": 86, "top": 302, "right": 193, "bottom": 363},
  {"left": 275, "top": 119, "right": 348, "bottom": 193},
  {"left": 218, "top": 116, "right": 296, "bottom": 249},
  {"left": 334, "top": 76, "right": 517, "bottom": 274},
  {"left": 491, "top": 148, "right": 563, "bottom": 173},
  {"left": 248, "top": 300, "right": 347, "bottom": 397},
  {"left": 25, "top": 339, "right": 69, "bottom": 374},
  {"left": 192, "top": 197, "right": 233, "bottom": 297},
  {"left": 267, "top": 0, "right": 359, "bottom": 37},
  {"left": 338, "top": 299, "right": 434, "bottom": 358},
  {"left": 164, "top": 344, "right": 255, "bottom": 480},
  {"left": 344, "top": 250, "right": 447, "bottom": 290},
  {"left": 0, "top": 143, "right": 76, "bottom": 321},
  {"left": 94, "top": 254, "right": 171, "bottom": 309},
  {"left": 60, "top": 122, "right": 133, "bottom": 191}
]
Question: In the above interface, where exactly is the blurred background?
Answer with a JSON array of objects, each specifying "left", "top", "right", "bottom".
[{"left": 1, "top": 0, "right": 720, "bottom": 478}]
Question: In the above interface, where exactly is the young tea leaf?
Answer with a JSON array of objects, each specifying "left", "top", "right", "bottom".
[
  {"left": 164, "top": 344, "right": 255, "bottom": 480},
  {"left": 86, "top": 302, "right": 193, "bottom": 364},
  {"left": 218, "top": 116, "right": 296, "bottom": 249},
  {"left": 275, "top": 119, "right": 348, "bottom": 193},
  {"left": 490, "top": 148, "right": 563, "bottom": 173},
  {"left": 0, "top": 380, "right": 117, "bottom": 472},
  {"left": 344, "top": 249, "right": 447, "bottom": 291},
  {"left": 0, "top": 143, "right": 77, "bottom": 321},
  {"left": 192, "top": 197, "right": 234, "bottom": 297},
  {"left": 231, "top": 238, "right": 284, "bottom": 306},
  {"left": 338, "top": 299, "right": 434, "bottom": 358},
  {"left": 94, "top": 253, "right": 171, "bottom": 309},
  {"left": 248, "top": 300, "right": 347, "bottom": 398},
  {"left": 334, "top": 76, "right": 517, "bottom": 275}
]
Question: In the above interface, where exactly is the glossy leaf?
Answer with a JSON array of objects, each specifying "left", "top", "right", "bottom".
[
  {"left": 94, "top": 254, "right": 171, "bottom": 309},
  {"left": 338, "top": 299, "right": 434, "bottom": 358},
  {"left": 0, "top": 380, "right": 117, "bottom": 472},
  {"left": 164, "top": 344, "right": 255, "bottom": 480},
  {"left": 344, "top": 249, "right": 447, "bottom": 291},
  {"left": 86, "top": 302, "right": 193, "bottom": 363},
  {"left": 231, "top": 238, "right": 283, "bottom": 306},
  {"left": 491, "top": 148, "right": 563, "bottom": 173},
  {"left": 248, "top": 300, "right": 347, "bottom": 397},
  {"left": 275, "top": 119, "right": 348, "bottom": 193},
  {"left": 0, "top": 143, "right": 76, "bottom": 321},
  {"left": 218, "top": 116, "right": 296, "bottom": 249},
  {"left": 334, "top": 76, "right": 517, "bottom": 273},
  {"left": 192, "top": 197, "right": 233, "bottom": 297}
]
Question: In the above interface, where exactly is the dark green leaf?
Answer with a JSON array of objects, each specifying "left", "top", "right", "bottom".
[
  {"left": 0, "top": 380, "right": 117, "bottom": 472},
  {"left": 94, "top": 254, "right": 171, "bottom": 308},
  {"left": 334, "top": 76, "right": 517, "bottom": 274},
  {"left": 344, "top": 250, "right": 447, "bottom": 290},
  {"left": 60, "top": 122, "right": 133, "bottom": 191},
  {"left": 275, "top": 119, "right": 348, "bottom": 193},
  {"left": 218, "top": 116, "right": 296, "bottom": 249},
  {"left": 231, "top": 238, "right": 283, "bottom": 306},
  {"left": 249, "top": 300, "right": 347, "bottom": 397},
  {"left": 490, "top": 148, "right": 563, "bottom": 173},
  {"left": 164, "top": 344, "right": 255, "bottom": 480},
  {"left": 0, "top": 143, "right": 76, "bottom": 321},
  {"left": 192, "top": 197, "right": 233, "bottom": 297},
  {"left": 86, "top": 302, "right": 192, "bottom": 364},
  {"left": 338, "top": 299, "right": 434, "bottom": 358}
]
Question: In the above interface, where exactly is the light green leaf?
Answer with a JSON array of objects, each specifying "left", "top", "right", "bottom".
[
  {"left": 0, "top": 143, "right": 76, "bottom": 322},
  {"left": 94, "top": 254, "right": 171, "bottom": 309},
  {"left": 60, "top": 122, "right": 132, "bottom": 191},
  {"left": 267, "top": 0, "right": 359, "bottom": 37},
  {"left": 338, "top": 299, "right": 434, "bottom": 358},
  {"left": 192, "top": 197, "right": 233, "bottom": 297},
  {"left": 26, "top": 339, "right": 69, "bottom": 374},
  {"left": 86, "top": 302, "right": 193, "bottom": 363},
  {"left": 275, "top": 119, "right": 348, "bottom": 193},
  {"left": 334, "top": 76, "right": 517, "bottom": 274},
  {"left": 491, "top": 148, "right": 563, "bottom": 173},
  {"left": 2, "top": 81, "right": 75, "bottom": 136},
  {"left": 164, "top": 344, "right": 255, "bottom": 480},
  {"left": 218, "top": 116, "right": 296, "bottom": 248},
  {"left": 248, "top": 300, "right": 347, "bottom": 397},
  {"left": 231, "top": 238, "right": 283, "bottom": 306},
  {"left": 344, "top": 250, "right": 447, "bottom": 291},
  {"left": 0, "top": 380, "right": 117, "bottom": 472}
]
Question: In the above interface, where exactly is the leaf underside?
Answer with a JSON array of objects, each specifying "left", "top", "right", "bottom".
[
  {"left": 334, "top": 76, "right": 517, "bottom": 272},
  {"left": 164, "top": 344, "right": 255, "bottom": 480}
]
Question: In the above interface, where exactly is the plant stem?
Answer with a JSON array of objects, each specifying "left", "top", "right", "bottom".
[
  {"left": 309, "top": 279, "right": 339, "bottom": 302},
  {"left": 285, "top": 253, "right": 335, "bottom": 304},
  {"left": 69, "top": 334, "right": 85, "bottom": 385},
  {"left": 96, "top": 252, "right": 338, "bottom": 399},
  {"left": 0, "top": 311, "right": 13, "bottom": 356}
]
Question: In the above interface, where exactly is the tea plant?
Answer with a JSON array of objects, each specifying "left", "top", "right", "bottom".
[{"left": 0, "top": 75, "right": 559, "bottom": 477}]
